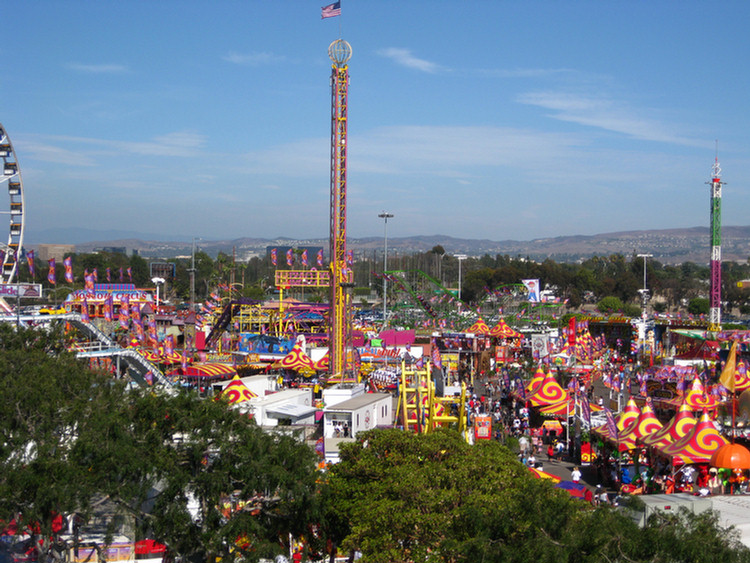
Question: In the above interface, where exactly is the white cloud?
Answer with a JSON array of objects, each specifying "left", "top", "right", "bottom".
[
  {"left": 517, "top": 91, "right": 701, "bottom": 146},
  {"left": 377, "top": 48, "right": 442, "bottom": 73},
  {"left": 222, "top": 51, "right": 286, "bottom": 65},
  {"left": 65, "top": 63, "right": 128, "bottom": 74}
]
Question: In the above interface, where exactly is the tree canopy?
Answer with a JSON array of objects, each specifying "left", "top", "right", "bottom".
[
  {"left": 0, "top": 324, "right": 320, "bottom": 563},
  {"left": 326, "top": 428, "right": 750, "bottom": 563}
]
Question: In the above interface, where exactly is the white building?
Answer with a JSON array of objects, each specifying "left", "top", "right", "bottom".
[
  {"left": 247, "top": 388, "right": 317, "bottom": 427},
  {"left": 323, "top": 392, "right": 393, "bottom": 464}
]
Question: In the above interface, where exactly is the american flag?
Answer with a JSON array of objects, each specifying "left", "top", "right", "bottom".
[{"left": 321, "top": 1, "right": 341, "bottom": 18}]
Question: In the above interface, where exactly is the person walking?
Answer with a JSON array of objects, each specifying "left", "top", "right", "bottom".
[{"left": 571, "top": 466, "right": 582, "bottom": 483}]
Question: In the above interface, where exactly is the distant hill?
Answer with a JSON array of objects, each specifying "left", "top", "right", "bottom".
[{"left": 25, "top": 226, "right": 750, "bottom": 265}]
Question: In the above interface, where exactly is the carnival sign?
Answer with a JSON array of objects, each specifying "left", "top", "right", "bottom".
[{"left": 0, "top": 283, "right": 43, "bottom": 298}]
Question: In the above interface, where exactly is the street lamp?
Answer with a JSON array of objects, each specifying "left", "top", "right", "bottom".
[
  {"left": 378, "top": 212, "right": 394, "bottom": 326},
  {"left": 456, "top": 254, "right": 467, "bottom": 304},
  {"left": 636, "top": 253, "right": 652, "bottom": 313},
  {"left": 151, "top": 277, "right": 165, "bottom": 309},
  {"left": 189, "top": 237, "right": 201, "bottom": 311}
]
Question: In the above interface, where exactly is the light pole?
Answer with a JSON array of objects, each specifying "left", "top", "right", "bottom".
[
  {"left": 456, "top": 254, "right": 467, "bottom": 305},
  {"left": 378, "top": 212, "right": 394, "bottom": 326},
  {"left": 152, "top": 277, "right": 165, "bottom": 309},
  {"left": 636, "top": 253, "right": 652, "bottom": 313},
  {"left": 189, "top": 237, "right": 201, "bottom": 311}
]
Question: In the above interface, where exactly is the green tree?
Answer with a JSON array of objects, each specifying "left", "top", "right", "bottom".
[
  {"left": 326, "top": 428, "right": 750, "bottom": 563},
  {"left": 0, "top": 325, "right": 321, "bottom": 563},
  {"left": 597, "top": 296, "right": 625, "bottom": 315},
  {"left": 689, "top": 297, "right": 710, "bottom": 315},
  {"left": 326, "top": 428, "right": 577, "bottom": 563}
]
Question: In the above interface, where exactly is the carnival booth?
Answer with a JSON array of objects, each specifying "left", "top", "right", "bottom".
[{"left": 65, "top": 283, "right": 154, "bottom": 318}]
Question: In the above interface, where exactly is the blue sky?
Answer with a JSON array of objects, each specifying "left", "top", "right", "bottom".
[{"left": 4, "top": 1, "right": 750, "bottom": 244}]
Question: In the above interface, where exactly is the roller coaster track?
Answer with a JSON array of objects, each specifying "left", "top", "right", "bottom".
[{"left": 0, "top": 312, "right": 171, "bottom": 386}]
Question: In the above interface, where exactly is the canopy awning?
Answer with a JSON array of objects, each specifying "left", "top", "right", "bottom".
[
  {"left": 170, "top": 362, "right": 237, "bottom": 380},
  {"left": 265, "top": 403, "right": 319, "bottom": 420}
]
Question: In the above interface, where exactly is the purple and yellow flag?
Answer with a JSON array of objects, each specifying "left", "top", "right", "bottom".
[
  {"left": 27, "top": 250, "right": 35, "bottom": 276},
  {"left": 64, "top": 256, "right": 73, "bottom": 283},
  {"left": 47, "top": 259, "right": 56, "bottom": 285}
]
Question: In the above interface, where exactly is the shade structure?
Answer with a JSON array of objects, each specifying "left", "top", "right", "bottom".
[
  {"left": 527, "top": 371, "right": 568, "bottom": 407},
  {"left": 170, "top": 362, "right": 237, "bottom": 381},
  {"left": 612, "top": 402, "right": 663, "bottom": 451},
  {"left": 592, "top": 397, "right": 640, "bottom": 439},
  {"left": 468, "top": 318, "right": 490, "bottom": 335},
  {"left": 710, "top": 443, "right": 750, "bottom": 470},
  {"left": 274, "top": 343, "right": 316, "bottom": 371},
  {"left": 314, "top": 352, "right": 330, "bottom": 371},
  {"left": 525, "top": 366, "right": 547, "bottom": 396},
  {"left": 641, "top": 402, "right": 697, "bottom": 449},
  {"left": 554, "top": 480, "right": 593, "bottom": 501},
  {"left": 218, "top": 375, "right": 258, "bottom": 405},
  {"left": 682, "top": 378, "right": 721, "bottom": 411},
  {"left": 538, "top": 396, "right": 602, "bottom": 419},
  {"left": 489, "top": 318, "right": 522, "bottom": 339},
  {"left": 654, "top": 410, "right": 728, "bottom": 467},
  {"left": 528, "top": 466, "right": 561, "bottom": 482}
]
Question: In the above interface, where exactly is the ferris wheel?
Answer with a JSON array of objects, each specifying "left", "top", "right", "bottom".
[{"left": 0, "top": 123, "right": 25, "bottom": 284}]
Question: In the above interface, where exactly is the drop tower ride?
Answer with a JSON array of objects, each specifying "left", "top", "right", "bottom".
[{"left": 708, "top": 156, "right": 723, "bottom": 332}]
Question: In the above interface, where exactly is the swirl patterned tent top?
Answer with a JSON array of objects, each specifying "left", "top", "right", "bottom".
[
  {"left": 218, "top": 375, "right": 258, "bottom": 404},
  {"left": 654, "top": 410, "right": 728, "bottom": 467},
  {"left": 525, "top": 366, "right": 547, "bottom": 395},
  {"left": 274, "top": 343, "right": 316, "bottom": 371},
  {"left": 538, "top": 396, "right": 603, "bottom": 418},
  {"left": 170, "top": 362, "right": 237, "bottom": 381},
  {"left": 314, "top": 352, "right": 330, "bottom": 371},
  {"left": 732, "top": 361, "right": 750, "bottom": 391},
  {"left": 468, "top": 318, "right": 490, "bottom": 335},
  {"left": 592, "top": 398, "right": 640, "bottom": 439},
  {"left": 640, "top": 402, "right": 697, "bottom": 449},
  {"left": 682, "top": 378, "right": 721, "bottom": 411},
  {"left": 489, "top": 318, "right": 522, "bottom": 339},
  {"left": 613, "top": 402, "right": 663, "bottom": 451},
  {"left": 528, "top": 371, "right": 568, "bottom": 407}
]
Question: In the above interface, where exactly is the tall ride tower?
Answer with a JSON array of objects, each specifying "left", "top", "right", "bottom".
[
  {"left": 708, "top": 156, "right": 723, "bottom": 332},
  {"left": 328, "top": 39, "right": 353, "bottom": 379}
]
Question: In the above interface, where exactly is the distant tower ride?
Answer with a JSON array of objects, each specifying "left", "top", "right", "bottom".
[
  {"left": 708, "top": 155, "right": 723, "bottom": 332},
  {"left": 328, "top": 39, "right": 353, "bottom": 379}
]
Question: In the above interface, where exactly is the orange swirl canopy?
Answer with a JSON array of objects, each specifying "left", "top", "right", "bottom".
[{"left": 710, "top": 443, "right": 750, "bottom": 469}]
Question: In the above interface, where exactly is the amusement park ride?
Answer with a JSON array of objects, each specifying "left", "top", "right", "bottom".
[
  {"left": 708, "top": 153, "right": 724, "bottom": 333},
  {"left": 274, "top": 39, "right": 354, "bottom": 381},
  {"left": 0, "top": 123, "right": 24, "bottom": 284}
]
